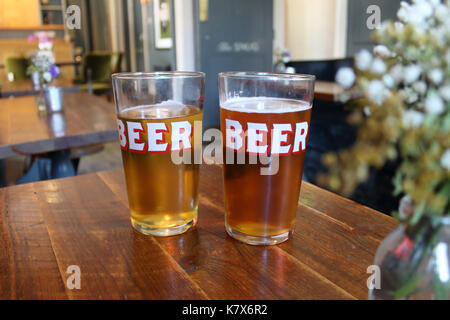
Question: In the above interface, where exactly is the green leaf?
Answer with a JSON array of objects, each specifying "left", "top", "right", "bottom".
[
  {"left": 436, "top": 181, "right": 450, "bottom": 214},
  {"left": 410, "top": 201, "right": 426, "bottom": 226},
  {"left": 391, "top": 210, "right": 400, "bottom": 220},
  {"left": 392, "top": 275, "right": 423, "bottom": 299},
  {"left": 392, "top": 170, "right": 403, "bottom": 196}
]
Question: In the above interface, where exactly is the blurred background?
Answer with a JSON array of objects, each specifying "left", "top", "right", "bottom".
[{"left": 0, "top": 0, "right": 403, "bottom": 214}]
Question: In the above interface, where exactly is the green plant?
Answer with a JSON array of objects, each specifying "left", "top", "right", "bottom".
[{"left": 321, "top": 0, "right": 450, "bottom": 226}]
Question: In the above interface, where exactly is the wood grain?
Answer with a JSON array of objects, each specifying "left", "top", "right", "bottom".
[
  {"left": 0, "top": 164, "right": 398, "bottom": 299},
  {"left": 0, "top": 77, "right": 79, "bottom": 98},
  {"left": 0, "top": 92, "right": 118, "bottom": 159}
]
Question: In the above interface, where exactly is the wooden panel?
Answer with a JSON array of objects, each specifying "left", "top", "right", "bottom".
[
  {"left": 0, "top": 92, "right": 118, "bottom": 158},
  {"left": 0, "top": 182, "right": 67, "bottom": 299},
  {"left": 0, "top": 164, "right": 398, "bottom": 299},
  {"left": 0, "top": 25, "right": 65, "bottom": 31},
  {"left": 0, "top": 0, "right": 40, "bottom": 28},
  {"left": 33, "top": 174, "right": 207, "bottom": 299},
  {"left": 0, "top": 38, "right": 74, "bottom": 78}
]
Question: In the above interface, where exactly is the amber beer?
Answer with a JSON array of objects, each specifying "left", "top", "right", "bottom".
[
  {"left": 117, "top": 103, "right": 202, "bottom": 235},
  {"left": 220, "top": 97, "right": 312, "bottom": 244},
  {"left": 112, "top": 72, "right": 205, "bottom": 236}
]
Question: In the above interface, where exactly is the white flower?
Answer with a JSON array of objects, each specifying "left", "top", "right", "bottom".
[
  {"left": 404, "top": 47, "right": 421, "bottom": 60},
  {"left": 397, "top": 3, "right": 409, "bottom": 22},
  {"left": 424, "top": 93, "right": 445, "bottom": 115},
  {"left": 394, "top": 22, "right": 405, "bottom": 31},
  {"left": 401, "top": 87, "right": 419, "bottom": 104},
  {"left": 435, "top": 4, "right": 449, "bottom": 22},
  {"left": 404, "top": 65, "right": 422, "bottom": 83},
  {"left": 378, "top": 21, "right": 389, "bottom": 33},
  {"left": 428, "top": 68, "right": 444, "bottom": 85},
  {"left": 355, "top": 50, "right": 373, "bottom": 71},
  {"left": 363, "top": 106, "right": 372, "bottom": 116},
  {"left": 285, "top": 66, "right": 295, "bottom": 74},
  {"left": 428, "top": 0, "right": 441, "bottom": 7},
  {"left": 390, "top": 64, "right": 404, "bottom": 83},
  {"left": 415, "top": 0, "right": 433, "bottom": 18},
  {"left": 412, "top": 81, "right": 427, "bottom": 95},
  {"left": 399, "top": 195, "right": 414, "bottom": 219},
  {"left": 335, "top": 67, "right": 356, "bottom": 89},
  {"left": 43, "top": 71, "right": 52, "bottom": 83},
  {"left": 439, "top": 84, "right": 450, "bottom": 101},
  {"left": 370, "top": 58, "right": 387, "bottom": 74},
  {"left": 402, "top": 109, "right": 424, "bottom": 128},
  {"left": 441, "top": 149, "right": 450, "bottom": 171},
  {"left": 401, "top": 0, "right": 433, "bottom": 31},
  {"left": 367, "top": 80, "right": 387, "bottom": 106},
  {"left": 433, "top": 26, "right": 447, "bottom": 47},
  {"left": 373, "top": 45, "right": 392, "bottom": 58},
  {"left": 383, "top": 74, "right": 395, "bottom": 88}
]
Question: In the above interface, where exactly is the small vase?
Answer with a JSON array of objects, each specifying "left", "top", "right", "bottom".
[
  {"left": 369, "top": 215, "right": 450, "bottom": 300},
  {"left": 35, "top": 83, "right": 47, "bottom": 113},
  {"left": 274, "top": 62, "right": 286, "bottom": 73},
  {"left": 43, "top": 86, "right": 64, "bottom": 113},
  {"left": 30, "top": 72, "right": 40, "bottom": 91}
]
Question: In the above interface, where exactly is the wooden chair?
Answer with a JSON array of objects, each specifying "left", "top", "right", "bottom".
[
  {"left": 4, "top": 56, "right": 29, "bottom": 81},
  {"left": 74, "top": 51, "right": 123, "bottom": 95},
  {"left": 73, "top": 52, "right": 111, "bottom": 94},
  {"left": 70, "top": 52, "right": 123, "bottom": 170}
]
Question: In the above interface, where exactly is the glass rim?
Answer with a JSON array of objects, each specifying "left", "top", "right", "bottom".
[
  {"left": 218, "top": 71, "right": 315, "bottom": 81},
  {"left": 111, "top": 71, "right": 205, "bottom": 80}
]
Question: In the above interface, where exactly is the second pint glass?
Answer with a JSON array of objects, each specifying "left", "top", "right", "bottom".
[
  {"left": 112, "top": 72, "right": 205, "bottom": 236},
  {"left": 219, "top": 72, "right": 315, "bottom": 245}
]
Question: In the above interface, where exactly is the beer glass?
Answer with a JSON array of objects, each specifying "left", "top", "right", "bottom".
[
  {"left": 112, "top": 72, "right": 205, "bottom": 236},
  {"left": 219, "top": 72, "right": 315, "bottom": 245}
]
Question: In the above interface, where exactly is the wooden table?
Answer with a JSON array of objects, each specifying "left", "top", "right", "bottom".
[
  {"left": 0, "top": 77, "right": 80, "bottom": 98},
  {"left": 314, "top": 81, "right": 361, "bottom": 102},
  {"left": 0, "top": 92, "right": 118, "bottom": 159},
  {"left": 0, "top": 164, "right": 398, "bottom": 299},
  {"left": 0, "top": 61, "right": 79, "bottom": 69}
]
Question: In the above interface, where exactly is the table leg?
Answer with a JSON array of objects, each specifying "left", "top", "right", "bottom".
[
  {"left": 0, "top": 159, "right": 6, "bottom": 187},
  {"left": 16, "top": 150, "right": 76, "bottom": 184},
  {"left": 16, "top": 158, "right": 50, "bottom": 184},
  {"left": 49, "top": 150, "right": 76, "bottom": 179}
]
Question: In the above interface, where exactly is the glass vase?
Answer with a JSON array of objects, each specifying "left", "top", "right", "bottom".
[
  {"left": 369, "top": 215, "right": 450, "bottom": 300},
  {"left": 35, "top": 83, "right": 47, "bottom": 113}
]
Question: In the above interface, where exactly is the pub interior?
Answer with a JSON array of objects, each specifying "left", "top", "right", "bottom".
[{"left": 0, "top": 0, "right": 449, "bottom": 302}]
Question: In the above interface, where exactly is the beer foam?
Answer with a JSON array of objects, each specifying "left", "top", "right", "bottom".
[
  {"left": 221, "top": 97, "right": 311, "bottom": 114},
  {"left": 120, "top": 100, "right": 199, "bottom": 119}
]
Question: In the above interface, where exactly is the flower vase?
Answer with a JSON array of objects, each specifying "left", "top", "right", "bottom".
[
  {"left": 274, "top": 62, "right": 286, "bottom": 73},
  {"left": 30, "top": 72, "right": 40, "bottom": 91},
  {"left": 35, "top": 84, "right": 47, "bottom": 113},
  {"left": 43, "top": 86, "right": 64, "bottom": 113},
  {"left": 369, "top": 215, "right": 450, "bottom": 300}
]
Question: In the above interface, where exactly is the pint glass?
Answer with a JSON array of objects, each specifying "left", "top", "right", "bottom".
[
  {"left": 112, "top": 72, "right": 205, "bottom": 236},
  {"left": 219, "top": 72, "right": 315, "bottom": 245}
]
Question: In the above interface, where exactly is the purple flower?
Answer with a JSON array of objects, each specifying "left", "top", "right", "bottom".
[{"left": 49, "top": 64, "right": 60, "bottom": 79}]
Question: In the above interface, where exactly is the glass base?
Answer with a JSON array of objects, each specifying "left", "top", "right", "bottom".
[
  {"left": 225, "top": 223, "right": 291, "bottom": 245},
  {"left": 131, "top": 217, "right": 196, "bottom": 236}
]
